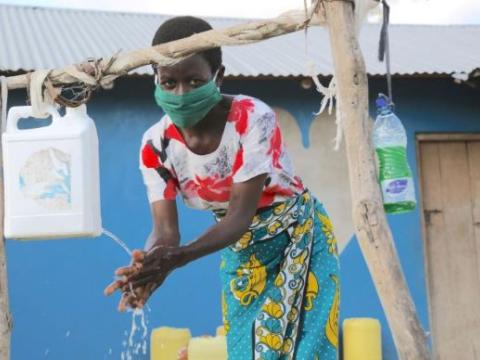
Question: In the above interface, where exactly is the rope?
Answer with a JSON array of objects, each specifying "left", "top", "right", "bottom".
[
  {"left": 27, "top": 53, "right": 123, "bottom": 116},
  {"left": 29, "top": 70, "right": 54, "bottom": 118},
  {"left": 307, "top": 0, "right": 374, "bottom": 151},
  {"left": 303, "top": 0, "right": 324, "bottom": 29},
  {"left": 378, "top": 0, "right": 393, "bottom": 103}
]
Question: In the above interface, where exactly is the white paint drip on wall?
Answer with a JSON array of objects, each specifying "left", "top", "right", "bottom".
[{"left": 274, "top": 107, "right": 355, "bottom": 253}]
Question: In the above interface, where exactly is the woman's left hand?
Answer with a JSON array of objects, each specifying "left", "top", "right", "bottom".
[{"left": 104, "top": 246, "right": 182, "bottom": 311}]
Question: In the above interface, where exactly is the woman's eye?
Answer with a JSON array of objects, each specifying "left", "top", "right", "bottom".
[
  {"left": 161, "top": 80, "right": 175, "bottom": 88},
  {"left": 190, "top": 79, "right": 203, "bottom": 87}
]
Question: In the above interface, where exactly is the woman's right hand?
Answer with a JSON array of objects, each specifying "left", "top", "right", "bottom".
[
  {"left": 103, "top": 250, "right": 156, "bottom": 311},
  {"left": 104, "top": 246, "right": 182, "bottom": 311}
]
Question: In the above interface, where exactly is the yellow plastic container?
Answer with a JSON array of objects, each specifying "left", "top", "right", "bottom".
[
  {"left": 343, "top": 318, "right": 382, "bottom": 360},
  {"left": 150, "top": 327, "right": 191, "bottom": 360},
  {"left": 188, "top": 336, "right": 227, "bottom": 360},
  {"left": 216, "top": 325, "right": 226, "bottom": 336}
]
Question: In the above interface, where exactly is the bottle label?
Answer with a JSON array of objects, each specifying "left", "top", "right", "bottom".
[
  {"left": 380, "top": 177, "right": 416, "bottom": 204},
  {"left": 386, "top": 179, "right": 408, "bottom": 194}
]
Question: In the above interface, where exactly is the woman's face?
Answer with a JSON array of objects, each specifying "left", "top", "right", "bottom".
[{"left": 156, "top": 54, "right": 218, "bottom": 95}]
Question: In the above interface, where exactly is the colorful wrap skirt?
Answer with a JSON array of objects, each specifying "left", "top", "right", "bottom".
[{"left": 216, "top": 190, "right": 340, "bottom": 360}]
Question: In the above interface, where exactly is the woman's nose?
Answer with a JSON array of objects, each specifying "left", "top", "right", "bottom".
[{"left": 175, "top": 82, "right": 193, "bottom": 95}]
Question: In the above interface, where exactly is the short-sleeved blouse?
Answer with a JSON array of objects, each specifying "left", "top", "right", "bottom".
[{"left": 139, "top": 95, "right": 305, "bottom": 210}]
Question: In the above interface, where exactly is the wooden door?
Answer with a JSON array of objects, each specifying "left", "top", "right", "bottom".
[{"left": 418, "top": 134, "right": 480, "bottom": 360}]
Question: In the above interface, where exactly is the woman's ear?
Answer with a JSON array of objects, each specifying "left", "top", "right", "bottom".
[{"left": 215, "top": 65, "right": 226, "bottom": 87}]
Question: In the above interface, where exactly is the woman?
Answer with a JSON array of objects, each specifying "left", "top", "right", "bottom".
[{"left": 104, "top": 16, "right": 340, "bottom": 360}]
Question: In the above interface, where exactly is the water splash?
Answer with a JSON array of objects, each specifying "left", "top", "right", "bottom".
[
  {"left": 120, "top": 308, "right": 150, "bottom": 360},
  {"left": 101, "top": 229, "right": 150, "bottom": 359},
  {"left": 102, "top": 228, "right": 132, "bottom": 256}
]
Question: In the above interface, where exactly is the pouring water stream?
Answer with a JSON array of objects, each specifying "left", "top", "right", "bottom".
[
  {"left": 102, "top": 228, "right": 132, "bottom": 256},
  {"left": 102, "top": 228, "right": 149, "bottom": 359}
]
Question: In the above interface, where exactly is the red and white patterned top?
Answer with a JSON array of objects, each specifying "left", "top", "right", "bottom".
[{"left": 139, "top": 95, "right": 304, "bottom": 210}]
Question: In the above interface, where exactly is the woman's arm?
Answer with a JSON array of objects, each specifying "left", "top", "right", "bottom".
[
  {"left": 107, "top": 173, "right": 266, "bottom": 309},
  {"left": 144, "top": 199, "right": 181, "bottom": 251},
  {"left": 176, "top": 173, "right": 267, "bottom": 266},
  {"left": 127, "top": 173, "right": 267, "bottom": 289}
]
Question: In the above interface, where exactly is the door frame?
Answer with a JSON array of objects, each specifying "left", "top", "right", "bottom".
[{"left": 415, "top": 132, "right": 480, "bottom": 354}]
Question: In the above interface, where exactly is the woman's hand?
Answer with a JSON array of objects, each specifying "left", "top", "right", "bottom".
[
  {"left": 103, "top": 250, "right": 146, "bottom": 311},
  {"left": 104, "top": 246, "right": 183, "bottom": 311}
]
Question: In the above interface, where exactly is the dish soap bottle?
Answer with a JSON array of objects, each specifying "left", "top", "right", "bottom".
[{"left": 373, "top": 94, "right": 416, "bottom": 213}]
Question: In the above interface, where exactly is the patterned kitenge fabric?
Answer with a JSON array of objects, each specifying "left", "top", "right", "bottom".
[{"left": 217, "top": 191, "right": 340, "bottom": 360}]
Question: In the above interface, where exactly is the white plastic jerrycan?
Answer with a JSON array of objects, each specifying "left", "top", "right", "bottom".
[{"left": 2, "top": 104, "right": 102, "bottom": 239}]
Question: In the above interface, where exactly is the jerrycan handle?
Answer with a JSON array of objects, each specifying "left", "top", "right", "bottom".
[{"left": 6, "top": 105, "right": 61, "bottom": 133}]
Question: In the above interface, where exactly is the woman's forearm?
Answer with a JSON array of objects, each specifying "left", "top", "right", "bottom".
[
  {"left": 145, "top": 199, "right": 181, "bottom": 251},
  {"left": 144, "top": 230, "right": 180, "bottom": 251},
  {"left": 175, "top": 215, "right": 251, "bottom": 267},
  {"left": 158, "top": 175, "right": 266, "bottom": 268}
]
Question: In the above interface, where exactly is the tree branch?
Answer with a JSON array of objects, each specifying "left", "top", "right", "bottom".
[{"left": 6, "top": 7, "right": 326, "bottom": 90}]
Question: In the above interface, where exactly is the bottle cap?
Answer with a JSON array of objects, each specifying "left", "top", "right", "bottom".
[{"left": 375, "top": 93, "right": 393, "bottom": 114}]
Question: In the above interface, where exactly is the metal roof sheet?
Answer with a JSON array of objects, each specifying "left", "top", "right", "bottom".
[{"left": 0, "top": 4, "right": 479, "bottom": 77}]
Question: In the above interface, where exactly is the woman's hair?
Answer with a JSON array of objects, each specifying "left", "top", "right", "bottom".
[{"left": 152, "top": 16, "right": 222, "bottom": 73}]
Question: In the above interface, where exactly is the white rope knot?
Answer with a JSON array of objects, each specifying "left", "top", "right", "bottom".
[
  {"left": 29, "top": 69, "right": 56, "bottom": 118},
  {"left": 307, "top": 0, "right": 379, "bottom": 151},
  {"left": 28, "top": 53, "right": 124, "bottom": 114},
  {"left": 61, "top": 53, "right": 120, "bottom": 90}
]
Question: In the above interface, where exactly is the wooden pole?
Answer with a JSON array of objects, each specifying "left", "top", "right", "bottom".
[
  {"left": 0, "top": 80, "right": 12, "bottom": 360},
  {"left": 323, "top": 2, "right": 430, "bottom": 359}
]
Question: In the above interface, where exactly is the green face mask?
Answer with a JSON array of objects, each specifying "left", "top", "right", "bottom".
[{"left": 154, "top": 78, "right": 222, "bottom": 128}]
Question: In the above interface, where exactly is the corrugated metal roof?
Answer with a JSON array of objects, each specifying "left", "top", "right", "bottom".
[{"left": 0, "top": 4, "right": 479, "bottom": 77}]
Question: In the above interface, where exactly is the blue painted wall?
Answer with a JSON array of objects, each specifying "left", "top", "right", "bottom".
[{"left": 5, "top": 76, "right": 480, "bottom": 359}]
